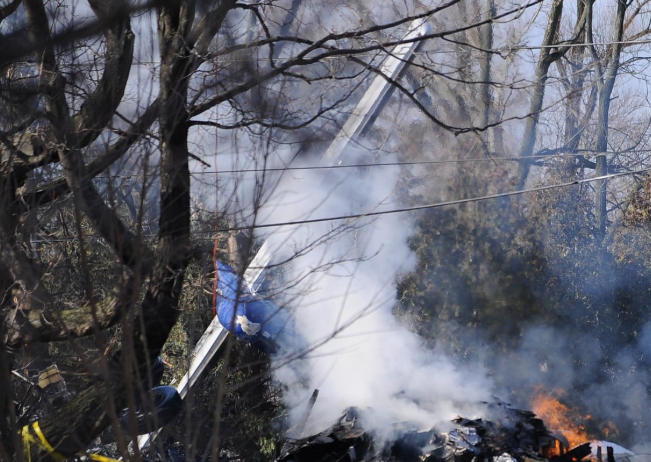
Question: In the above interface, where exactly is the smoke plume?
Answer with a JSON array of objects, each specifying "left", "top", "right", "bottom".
[{"left": 256, "top": 148, "right": 495, "bottom": 439}]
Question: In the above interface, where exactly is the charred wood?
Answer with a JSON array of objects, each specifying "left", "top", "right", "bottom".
[{"left": 551, "top": 443, "right": 591, "bottom": 462}]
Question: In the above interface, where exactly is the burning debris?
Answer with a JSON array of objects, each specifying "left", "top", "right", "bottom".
[{"left": 275, "top": 402, "right": 637, "bottom": 462}]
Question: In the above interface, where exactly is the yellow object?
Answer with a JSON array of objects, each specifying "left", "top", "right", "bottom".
[
  {"left": 21, "top": 425, "right": 31, "bottom": 462},
  {"left": 86, "top": 453, "right": 123, "bottom": 462},
  {"left": 21, "top": 422, "right": 66, "bottom": 462},
  {"left": 21, "top": 421, "right": 122, "bottom": 462},
  {"left": 38, "top": 366, "right": 63, "bottom": 389}
]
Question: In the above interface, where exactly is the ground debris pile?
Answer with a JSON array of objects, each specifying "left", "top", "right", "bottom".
[{"left": 275, "top": 402, "right": 618, "bottom": 462}]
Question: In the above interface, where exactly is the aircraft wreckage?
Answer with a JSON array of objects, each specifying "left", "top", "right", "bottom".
[{"left": 274, "top": 402, "right": 637, "bottom": 462}]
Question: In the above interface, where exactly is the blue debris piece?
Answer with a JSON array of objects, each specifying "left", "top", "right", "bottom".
[
  {"left": 214, "top": 261, "right": 293, "bottom": 353},
  {"left": 118, "top": 357, "right": 182, "bottom": 434},
  {"left": 118, "top": 385, "right": 182, "bottom": 435}
]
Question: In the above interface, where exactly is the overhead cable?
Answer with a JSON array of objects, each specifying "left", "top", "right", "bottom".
[
  {"left": 90, "top": 150, "right": 651, "bottom": 179},
  {"left": 29, "top": 167, "right": 650, "bottom": 244},
  {"left": 217, "top": 167, "right": 651, "bottom": 231}
]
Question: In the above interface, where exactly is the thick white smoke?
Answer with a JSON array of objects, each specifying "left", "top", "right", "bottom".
[{"left": 255, "top": 148, "right": 495, "bottom": 438}]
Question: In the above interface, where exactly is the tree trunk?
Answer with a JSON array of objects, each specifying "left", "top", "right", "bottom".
[
  {"left": 558, "top": 0, "right": 588, "bottom": 182},
  {"left": 516, "top": 0, "right": 564, "bottom": 190},
  {"left": 478, "top": 0, "right": 495, "bottom": 149},
  {"left": 19, "top": 3, "right": 197, "bottom": 459},
  {"left": 592, "top": 0, "right": 627, "bottom": 240}
]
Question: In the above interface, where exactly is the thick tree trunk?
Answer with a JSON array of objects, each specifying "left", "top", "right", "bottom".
[
  {"left": 593, "top": 0, "right": 626, "bottom": 240},
  {"left": 558, "top": 0, "right": 588, "bottom": 182},
  {"left": 18, "top": 3, "right": 198, "bottom": 459},
  {"left": 478, "top": 0, "right": 494, "bottom": 146},
  {"left": 516, "top": 0, "right": 564, "bottom": 190},
  {"left": 0, "top": 339, "right": 18, "bottom": 459},
  {"left": 516, "top": 0, "right": 589, "bottom": 189}
]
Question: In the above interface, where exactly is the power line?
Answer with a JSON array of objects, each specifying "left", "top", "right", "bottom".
[
  {"left": 216, "top": 167, "right": 651, "bottom": 231},
  {"left": 192, "top": 151, "right": 651, "bottom": 175},
  {"left": 200, "top": 159, "right": 516, "bottom": 175},
  {"left": 89, "top": 151, "right": 651, "bottom": 179},
  {"left": 508, "top": 38, "right": 651, "bottom": 50},
  {"left": 30, "top": 167, "right": 651, "bottom": 245},
  {"left": 128, "top": 38, "right": 651, "bottom": 66}
]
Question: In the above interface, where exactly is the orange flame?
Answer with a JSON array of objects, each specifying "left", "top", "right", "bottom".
[
  {"left": 601, "top": 421, "right": 619, "bottom": 440},
  {"left": 531, "top": 387, "right": 591, "bottom": 453}
]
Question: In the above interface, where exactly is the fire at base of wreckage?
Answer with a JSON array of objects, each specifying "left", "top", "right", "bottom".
[
  {"left": 55, "top": 265, "right": 641, "bottom": 462},
  {"left": 29, "top": 368, "right": 640, "bottom": 462},
  {"left": 275, "top": 400, "right": 639, "bottom": 462},
  {"left": 25, "top": 265, "right": 640, "bottom": 462},
  {"left": 24, "top": 343, "right": 641, "bottom": 462}
]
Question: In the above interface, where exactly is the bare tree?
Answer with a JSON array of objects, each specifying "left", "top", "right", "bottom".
[
  {"left": 1, "top": 1, "right": 556, "bottom": 460},
  {"left": 589, "top": 0, "right": 627, "bottom": 239},
  {"left": 8, "top": 0, "right": 651, "bottom": 458}
]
